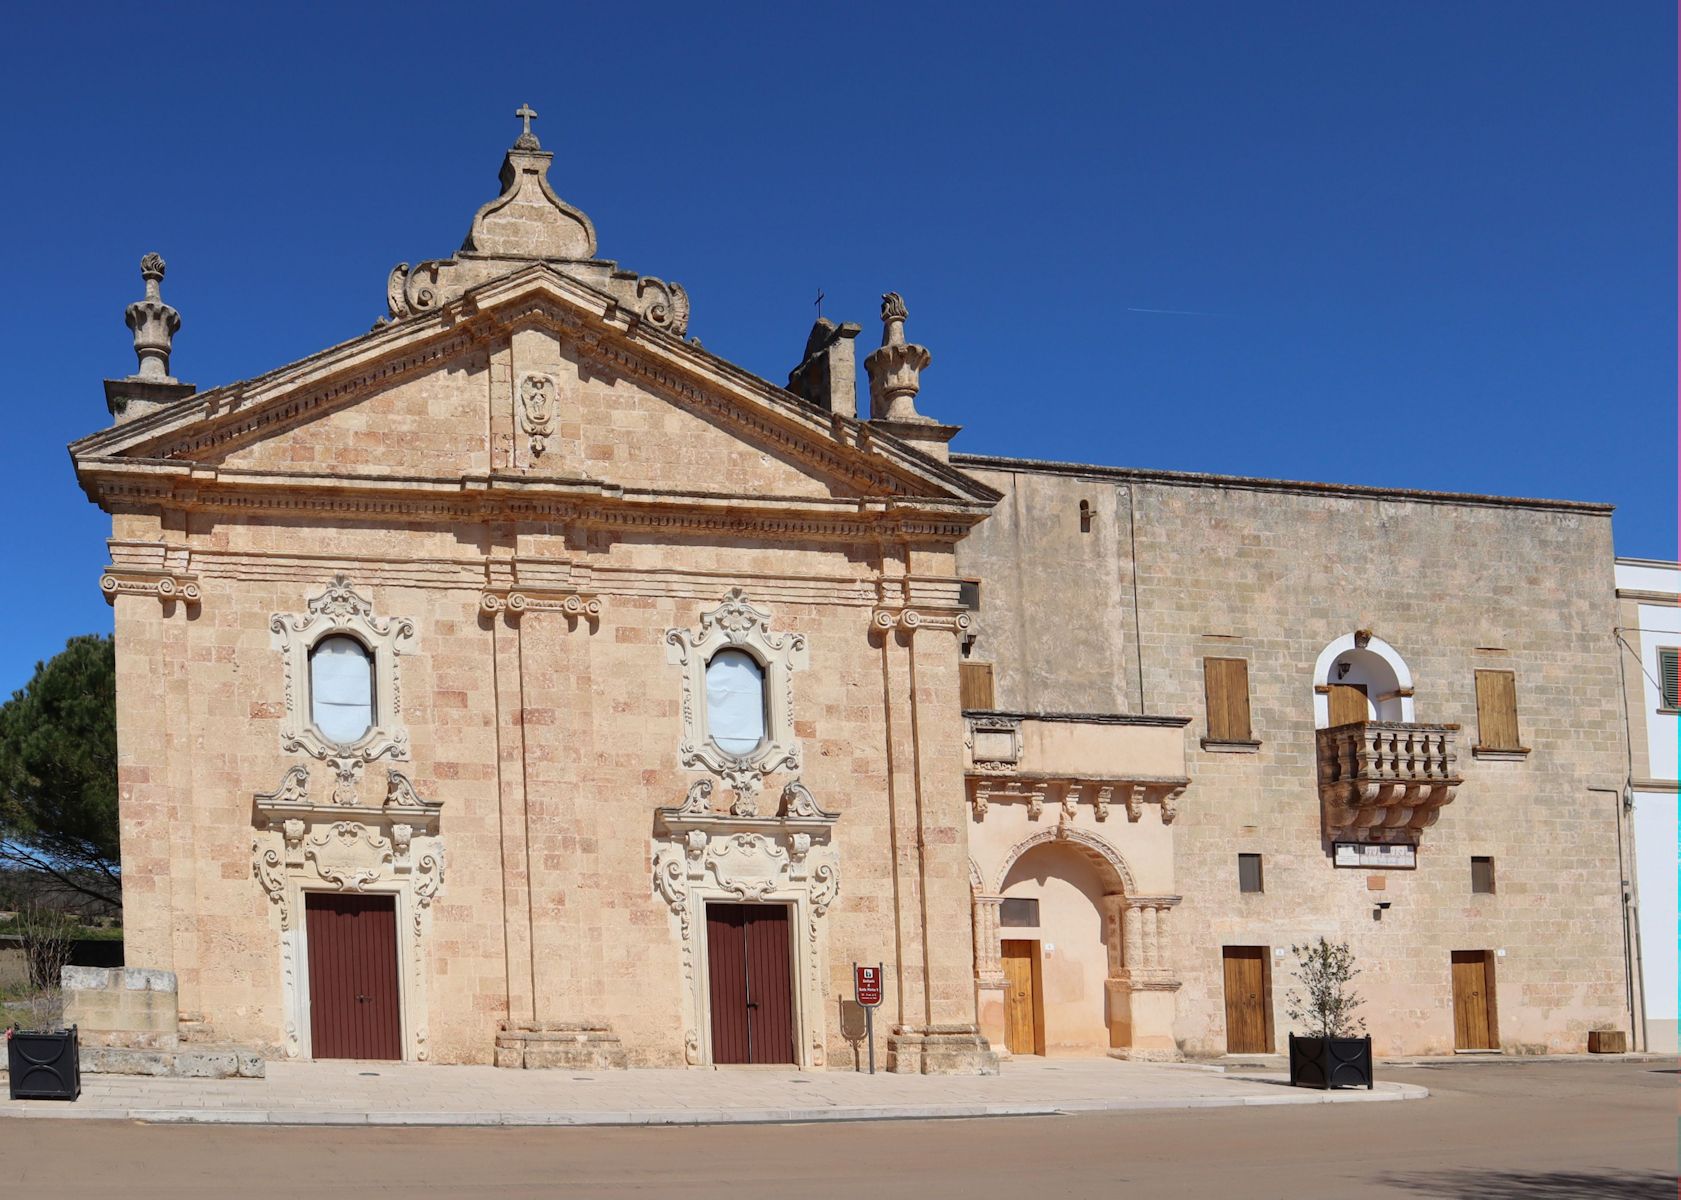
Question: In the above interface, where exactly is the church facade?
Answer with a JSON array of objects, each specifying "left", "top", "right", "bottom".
[{"left": 70, "top": 116, "right": 1637, "bottom": 1070}]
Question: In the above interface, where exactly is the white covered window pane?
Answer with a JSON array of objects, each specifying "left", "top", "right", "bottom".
[
  {"left": 310, "top": 635, "right": 374, "bottom": 746},
  {"left": 706, "top": 649, "right": 766, "bottom": 757}
]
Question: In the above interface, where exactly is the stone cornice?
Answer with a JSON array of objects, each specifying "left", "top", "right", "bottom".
[
  {"left": 71, "top": 460, "right": 990, "bottom": 545},
  {"left": 71, "top": 267, "right": 998, "bottom": 511}
]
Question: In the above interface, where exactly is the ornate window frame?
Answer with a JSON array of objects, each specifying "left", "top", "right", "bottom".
[
  {"left": 665, "top": 589, "right": 808, "bottom": 811},
  {"left": 272, "top": 577, "right": 417, "bottom": 804}
]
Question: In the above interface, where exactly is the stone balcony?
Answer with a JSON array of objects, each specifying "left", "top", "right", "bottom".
[
  {"left": 962, "top": 711, "right": 1191, "bottom": 825},
  {"left": 1316, "top": 720, "right": 1462, "bottom": 842}
]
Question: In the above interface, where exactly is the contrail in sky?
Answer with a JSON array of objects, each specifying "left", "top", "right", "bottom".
[{"left": 1125, "top": 306, "right": 1228, "bottom": 317}]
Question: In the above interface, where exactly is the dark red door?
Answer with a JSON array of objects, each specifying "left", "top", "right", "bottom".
[
  {"left": 306, "top": 892, "right": 402, "bottom": 1060},
  {"left": 706, "top": 903, "right": 795, "bottom": 1064}
]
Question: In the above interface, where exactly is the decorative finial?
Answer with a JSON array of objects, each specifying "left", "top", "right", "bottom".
[
  {"left": 125, "top": 252, "right": 180, "bottom": 382},
  {"left": 514, "top": 103, "right": 540, "bottom": 151},
  {"left": 864, "top": 291, "right": 931, "bottom": 423}
]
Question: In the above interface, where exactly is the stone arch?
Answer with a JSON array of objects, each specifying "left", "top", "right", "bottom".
[
  {"left": 994, "top": 826, "right": 1136, "bottom": 897},
  {"left": 968, "top": 856, "right": 985, "bottom": 895},
  {"left": 1312, "top": 631, "right": 1416, "bottom": 726}
]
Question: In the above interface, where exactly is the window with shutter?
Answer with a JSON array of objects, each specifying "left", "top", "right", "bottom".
[
  {"left": 960, "top": 661, "right": 996, "bottom": 711},
  {"left": 1202, "top": 657, "right": 1256, "bottom": 746},
  {"left": 1238, "top": 853, "right": 1264, "bottom": 894},
  {"left": 1473, "top": 670, "right": 1526, "bottom": 755},
  {"left": 1659, "top": 648, "right": 1681, "bottom": 710}
]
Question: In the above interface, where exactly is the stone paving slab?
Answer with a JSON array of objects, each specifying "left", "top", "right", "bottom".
[{"left": 0, "top": 1057, "right": 1425, "bottom": 1126}]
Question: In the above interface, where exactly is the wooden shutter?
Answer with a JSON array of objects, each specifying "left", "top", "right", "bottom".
[
  {"left": 960, "top": 662, "right": 996, "bottom": 710},
  {"left": 1327, "top": 683, "right": 1369, "bottom": 726},
  {"left": 1203, "top": 657, "right": 1253, "bottom": 742},
  {"left": 1474, "top": 670, "right": 1521, "bottom": 750},
  {"left": 1660, "top": 648, "right": 1681, "bottom": 709}
]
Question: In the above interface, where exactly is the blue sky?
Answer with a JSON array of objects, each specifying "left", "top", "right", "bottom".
[{"left": 0, "top": 1, "right": 1673, "bottom": 692}]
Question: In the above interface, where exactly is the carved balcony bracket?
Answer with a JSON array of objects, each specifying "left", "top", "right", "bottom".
[{"left": 967, "top": 774, "right": 1188, "bottom": 826}]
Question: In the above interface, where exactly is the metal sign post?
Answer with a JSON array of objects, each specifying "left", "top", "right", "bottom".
[{"left": 854, "top": 962, "right": 883, "bottom": 1075}]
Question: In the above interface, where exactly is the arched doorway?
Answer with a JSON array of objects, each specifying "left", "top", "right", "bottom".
[
  {"left": 993, "top": 836, "right": 1130, "bottom": 1056},
  {"left": 1313, "top": 633, "right": 1415, "bottom": 727}
]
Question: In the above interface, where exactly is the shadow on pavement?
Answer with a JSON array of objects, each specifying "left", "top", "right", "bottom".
[{"left": 1377, "top": 1168, "right": 1672, "bottom": 1199}]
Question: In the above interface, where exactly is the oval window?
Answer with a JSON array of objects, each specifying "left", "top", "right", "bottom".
[
  {"left": 705, "top": 649, "right": 766, "bottom": 757},
  {"left": 309, "top": 635, "right": 375, "bottom": 746}
]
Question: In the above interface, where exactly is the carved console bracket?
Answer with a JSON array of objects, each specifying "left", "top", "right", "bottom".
[
  {"left": 967, "top": 775, "right": 1187, "bottom": 825},
  {"left": 250, "top": 765, "right": 444, "bottom": 1061},
  {"left": 651, "top": 780, "right": 839, "bottom": 1070},
  {"left": 1317, "top": 721, "right": 1461, "bottom": 842}
]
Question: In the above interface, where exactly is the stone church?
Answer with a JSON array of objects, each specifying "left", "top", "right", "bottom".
[{"left": 69, "top": 113, "right": 1637, "bottom": 1071}]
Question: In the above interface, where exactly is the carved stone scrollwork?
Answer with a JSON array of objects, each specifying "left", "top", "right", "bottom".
[
  {"left": 517, "top": 372, "right": 559, "bottom": 456},
  {"left": 480, "top": 590, "right": 601, "bottom": 620},
  {"left": 386, "top": 260, "right": 445, "bottom": 320},
  {"left": 665, "top": 590, "right": 809, "bottom": 812},
  {"left": 270, "top": 577, "right": 416, "bottom": 804},
  {"left": 634, "top": 276, "right": 691, "bottom": 336},
  {"left": 652, "top": 779, "right": 839, "bottom": 1070}
]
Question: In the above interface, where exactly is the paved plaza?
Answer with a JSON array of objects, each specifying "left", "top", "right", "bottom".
[{"left": 0, "top": 1054, "right": 1423, "bottom": 1126}]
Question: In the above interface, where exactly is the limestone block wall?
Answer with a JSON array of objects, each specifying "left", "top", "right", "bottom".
[
  {"left": 109, "top": 501, "right": 982, "bottom": 1068},
  {"left": 956, "top": 458, "right": 1633, "bottom": 1056}
]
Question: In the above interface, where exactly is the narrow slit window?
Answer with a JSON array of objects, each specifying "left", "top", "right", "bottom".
[
  {"left": 1471, "top": 856, "right": 1496, "bottom": 895},
  {"left": 309, "top": 635, "right": 375, "bottom": 746},
  {"left": 1079, "top": 500, "right": 1094, "bottom": 533},
  {"left": 1238, "top": 853, "right": 1264, "bottom": 894},
  {"left": 705, "top": 649, "right": 767, "bottom": 757}
]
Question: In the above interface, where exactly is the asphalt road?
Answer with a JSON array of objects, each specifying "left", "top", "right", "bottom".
[{"left": 3, "top": 1060, "right": 1672, "bottom": 1198}]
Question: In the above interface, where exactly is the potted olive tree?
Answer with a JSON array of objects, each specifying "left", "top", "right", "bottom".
[{"left": 1285, "top": 937, "right": 1373, "bottom": 1090}]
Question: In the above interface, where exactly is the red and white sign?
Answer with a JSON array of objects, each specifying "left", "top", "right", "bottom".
[{"left": 854, "top": 965, "right": 883, "bottom": 1007}]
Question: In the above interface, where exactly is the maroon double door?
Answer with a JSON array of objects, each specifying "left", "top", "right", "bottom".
[
  {"left": 305, "top": 893, "right": 402, "bottom": 1060},
  {"left": 706, "top": 903, "right": 795, "bottom": 1064}
]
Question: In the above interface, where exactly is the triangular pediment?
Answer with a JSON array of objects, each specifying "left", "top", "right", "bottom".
[{"left": 71, "top": 266, "right": 998, "bottom": 531}]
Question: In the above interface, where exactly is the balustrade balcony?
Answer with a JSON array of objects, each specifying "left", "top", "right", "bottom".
[{"left": 1316, "top": 720, "right": 1461, "bottom": 840}]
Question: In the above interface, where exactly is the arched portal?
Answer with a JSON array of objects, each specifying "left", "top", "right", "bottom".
[
  {"left": 1313, "top": 633, "right": 1415, "bottom": 726},
  {"left": 988, "top": 834, "right": 1132, "bottom": 1057}
]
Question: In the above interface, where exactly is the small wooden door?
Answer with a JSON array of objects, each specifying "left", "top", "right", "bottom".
[
  {"left": 1222, "top": 946, "right": 1274, "bottom": 1054},
  {"left": 1001, "top": 939, "right": 1045, "bottom": 1056},
  {"left": 1328, "top": 682, "right": 1370, "bottom": 726},
  {"left": 706, "top": 904, "right": 796, "bottom": 1065},
  {"left": 1451, "top": 950, "right": 1499, "bottom": 1050},
  {"left": 305, "top": 893, "right": 401, "bottom": 1060}
]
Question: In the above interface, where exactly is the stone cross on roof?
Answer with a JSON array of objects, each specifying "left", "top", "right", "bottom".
[{"left": 514, "top": 103, "right": 540, "bottom": 150}]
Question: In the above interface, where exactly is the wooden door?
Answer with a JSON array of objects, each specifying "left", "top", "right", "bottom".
[
  {"left": 706, "top": 904, "right": 795, "bottom": 1065},
  {"left": 305, "top": 893, "right": 401, "bottom": 1060},
  {"left": 1222, "top": 946, "right": 1273, "bottom": 1054},
  {"left": 1451, "top": 950, "right": 1499, "bottom": 1050},
  {"left": 1001, "top": 939, "right": 1044, "bottom": 1056},
  {"left": 1328, "top": 683, "right": 1370, "bottom": 726}
]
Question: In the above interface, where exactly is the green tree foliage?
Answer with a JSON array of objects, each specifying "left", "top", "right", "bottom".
[
  {"left": 0, "top": 635, "right": 120, "bottom": 907},
  {"left": 1284, "top": 937, "right": 1367, "bottom": 1038}
]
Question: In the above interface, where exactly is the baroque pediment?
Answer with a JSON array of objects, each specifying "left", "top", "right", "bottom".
[{"left": 70, "top": 267, "right": 997, "bottom": 531}]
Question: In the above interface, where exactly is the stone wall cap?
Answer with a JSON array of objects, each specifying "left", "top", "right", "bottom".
[{"left": 952, "top": 453, "right": 1615, "bottom": 515}]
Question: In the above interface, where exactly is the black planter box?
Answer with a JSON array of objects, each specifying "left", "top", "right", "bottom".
[
  {"left": 6, "top": 1025, "right": 81, "bottom": 1101},
  {"left": 1287, "top": 1033, "right": 1373, "bottom": 1090}
]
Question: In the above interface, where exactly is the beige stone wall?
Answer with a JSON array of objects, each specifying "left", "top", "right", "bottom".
[
  {"left": 957, "top": 460, "right": 1633, "bottom": 1056},
  {"left": 104, "top": 331, "right": 985, "bottom": 1068}
]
